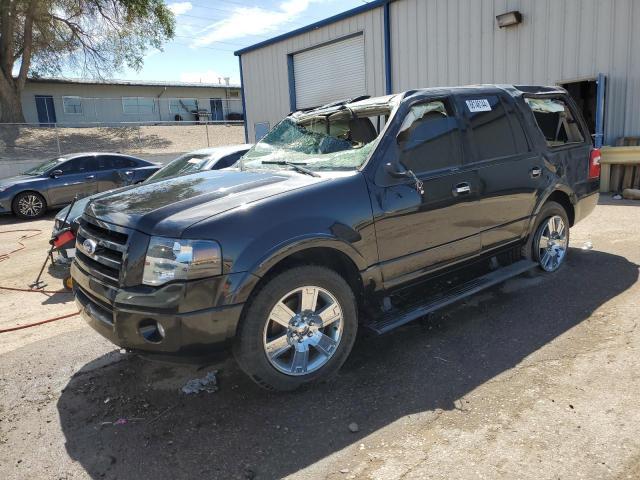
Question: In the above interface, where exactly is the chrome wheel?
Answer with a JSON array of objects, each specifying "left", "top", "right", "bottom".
[
  {"left": 17, "top": 194, "right": 44, "bottom": 217},
  {"left": 536, "top": 215, "right": 568, "bottom": 272},
  {"left": 263, "top": 286, "right": 344, "bottom": 376}
]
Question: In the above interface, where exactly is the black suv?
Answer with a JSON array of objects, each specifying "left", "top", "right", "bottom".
[{"left": 71, "top": 85, "right": 600, "bottom": 391}]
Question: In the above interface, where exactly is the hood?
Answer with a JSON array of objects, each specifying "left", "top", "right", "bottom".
[
  {"left": 85, "top": 169, "right": 325, "bottom": 236},
  {"left": 0, "top": 175, "right": 42, "bottom": 188},
  {"left": 58, "top": 185, "right": 131, "bottom": 223}
]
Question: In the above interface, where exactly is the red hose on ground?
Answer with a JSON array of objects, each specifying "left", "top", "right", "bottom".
[
  {"left": 0, "top": 228, "right": 77, "bottom": 332},
  {"left": 0, "top": 312, "right": 80, "bottom": 333},
  {"left": 0, "top": 285, "right": 71, "bottom": 294},
  {"left": 0, "top": 228, "right": 42, "bottom": 261}
]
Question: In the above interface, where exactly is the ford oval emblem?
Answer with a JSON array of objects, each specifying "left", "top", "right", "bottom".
[{"left": 83, "top": 238, "right": 97, "bottom": 255}]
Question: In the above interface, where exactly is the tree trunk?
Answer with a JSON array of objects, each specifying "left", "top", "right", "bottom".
[{"left": 0, "top": 77, "right": 25, "bottom": 123}]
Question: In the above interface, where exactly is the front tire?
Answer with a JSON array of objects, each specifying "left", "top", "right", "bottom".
[
  {"left": 13, "top": 191, "right": 47, "bottom": 219},
  {"left": 234, "top": 266, "right": 358, "bottom": 391},
  {"left": 530, "top": 201, "right": 570, "bottom": 273}
]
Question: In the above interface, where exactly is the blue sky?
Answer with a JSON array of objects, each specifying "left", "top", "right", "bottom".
[{"left": 120, "top": 0, "right": 367, "bottom": 85}]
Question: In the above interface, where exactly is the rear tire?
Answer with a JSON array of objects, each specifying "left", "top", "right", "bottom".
[
  {"left": 233, "top": 266, "right": 358, "bottom": 391},
  {"left": 13, "top": 191, "right": 47, "bottom": 219},
  {"left": 526, "top": 201, "right": 570, "bottom": 273}
]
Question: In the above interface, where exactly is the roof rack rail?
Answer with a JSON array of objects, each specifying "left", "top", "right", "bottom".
[
  {"left": 298, "top": 95, "right": 372, "bottom": 113},
  {"left": 514, "top": 85, "right": 566, "bottom": 94}
]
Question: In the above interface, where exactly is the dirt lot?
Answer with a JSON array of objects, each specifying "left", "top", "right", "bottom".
[
  {"left": 0, "top": 197, "right": 639, "bottom": 480},
  {"left": 0, "top": 124, "right": 246, "bottom": 176}
]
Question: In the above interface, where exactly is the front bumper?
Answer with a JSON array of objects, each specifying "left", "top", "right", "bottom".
[{"left": 72, "top": 261, "right": 247, "bottom": 360}]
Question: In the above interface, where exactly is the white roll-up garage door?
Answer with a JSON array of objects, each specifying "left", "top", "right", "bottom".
[{"left": 293, "top": 34, "right": 366, "bottom": 109}]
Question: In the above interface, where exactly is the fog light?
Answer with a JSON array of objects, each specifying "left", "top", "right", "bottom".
[{"left": 138, "top": 318, "right": 165, "bottom": 343}]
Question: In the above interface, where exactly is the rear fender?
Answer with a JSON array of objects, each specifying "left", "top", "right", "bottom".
[{"left": 524, "top": 184, "right": 576, "bottom": 237}]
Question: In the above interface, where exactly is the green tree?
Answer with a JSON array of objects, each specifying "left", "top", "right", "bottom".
[{"left": 0, "top": 0, "right": 175, "bottom": 123}]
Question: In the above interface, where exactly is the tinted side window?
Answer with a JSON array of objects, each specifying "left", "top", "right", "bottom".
[
  {"left": 97, "top": 156, "right": 114, "bottom": 170},
  {"left": 99, "top": 156, "right": 136, "bottom": 169},
  {"left": 524, "top": 97, "right": 585, "bottom": 147},
  {"left": 114, "top": 157, "right": 137, "bottom": 168},
  {"left": 215, "top": 151, "right": 245, "bottom": 169},
  {"left": 398, "top": 99, "right": 462, "bottom": 174},
  {"left": 464, "top": 95, "right": 520, "bottom": 160},
  {"left": 504, "top": 103, "right": 529, "bottom": 152},
  {"left": 59, "top": 157, "right": 97, "bottom": 173}
]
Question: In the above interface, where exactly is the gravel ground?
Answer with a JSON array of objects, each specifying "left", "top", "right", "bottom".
[
  {"left": 0, "top": 124, "right": 246, "bottom": 177},
  {"left": 0, "top": 196, "right": 639, "bottom": 480}
]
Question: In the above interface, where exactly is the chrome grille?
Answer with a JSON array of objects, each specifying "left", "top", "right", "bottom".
[{"left": 76, "top": 216, "right": 130, "bottom": 286}]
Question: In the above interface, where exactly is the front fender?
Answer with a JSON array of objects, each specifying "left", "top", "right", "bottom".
[
  {"left": 222, "top": 234, "right": 368, "bottom": 313},
  {"left": 249, "top": 234, "right": 368, "bottom": 279}
]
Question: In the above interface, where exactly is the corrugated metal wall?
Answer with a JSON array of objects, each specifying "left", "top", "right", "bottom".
[
  {"left": 240, "top": 7, "right": 386, "bottom": 142},
  {"left": 390, "top": 0, "right": 640, "bottom": 144},
  {"left": 240, "top": 0, "right": 639, "bottom": 144}
]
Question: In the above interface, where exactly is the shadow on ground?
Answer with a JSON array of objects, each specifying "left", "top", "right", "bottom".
[
  {"left": 57, "top": 249, "right": 638, "bottom": 479},
  {"left": 0, "top": 210, "right": 57, "bottom": 227}
]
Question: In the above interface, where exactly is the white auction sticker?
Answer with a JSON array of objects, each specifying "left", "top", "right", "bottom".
[{"left": 466, "top": 99, "right": 492, "bottom": 112}]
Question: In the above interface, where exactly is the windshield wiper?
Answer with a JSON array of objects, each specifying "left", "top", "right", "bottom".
[{"left": 262, "top": 161, "right": 320, "bottom": 177}]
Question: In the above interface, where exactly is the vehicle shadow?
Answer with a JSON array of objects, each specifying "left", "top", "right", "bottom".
[
  {"left": 57, "top": 248, "right": 638, "bottom": 479},
  {"left": 0, "top": 210, "right": 58, "bottom": 227}
]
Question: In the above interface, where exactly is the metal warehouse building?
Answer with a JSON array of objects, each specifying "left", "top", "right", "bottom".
[{"left": 235, "top": 0, "right": 640, "bottom": 147}]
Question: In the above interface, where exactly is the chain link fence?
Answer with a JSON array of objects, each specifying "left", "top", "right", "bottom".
[{"left": 0, "top": 121, "right": 246, "bottom": 178}]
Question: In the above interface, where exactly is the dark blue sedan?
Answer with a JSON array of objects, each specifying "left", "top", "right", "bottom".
[{"left": 0, "top": 152, "right": 159, "bottom": 219}]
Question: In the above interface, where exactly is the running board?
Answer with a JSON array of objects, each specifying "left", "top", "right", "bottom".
[{"left": 366, "top": 259, "right": 537, "bottom": 335}]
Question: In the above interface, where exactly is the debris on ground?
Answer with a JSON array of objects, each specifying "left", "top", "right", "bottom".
[
  {"left": 100, "top": 417, "right": 144, "bottom": 427},
  {"left": 581, "top": 241, "right": 593, "bottom": 250},
  {"left": 622, "top": 188, "right": 640, "bottom": 200},
  {"left": 181, "top": 371, "right": 218, "bottom": 394},
  {"left": 348, "top": 422, "right": 359, "bottom": 433},
  {"left": 612, "top": 194, "right": 623, "bottom": 200}
]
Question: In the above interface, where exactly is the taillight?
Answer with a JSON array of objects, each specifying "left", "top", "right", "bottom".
[{"left": 589, "top": 148, "right": 601, "bottom": 179}]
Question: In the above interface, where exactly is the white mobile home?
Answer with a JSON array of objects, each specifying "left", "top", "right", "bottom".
[{"left": 22, "top": 77, "right": 243, "bottom": 125}]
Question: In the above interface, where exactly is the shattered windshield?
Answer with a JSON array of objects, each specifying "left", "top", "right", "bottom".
[{"left": 242, "top": 96, "right": 398, "bottom": 172}]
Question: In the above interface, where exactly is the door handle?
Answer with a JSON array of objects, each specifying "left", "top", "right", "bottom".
[
  {"left": 453, "top": 182, "right": 471, "bottom": 195},
  {"left": 85, "top": 174, "right": 95, "bottom": 179},
  {"left": 531, "top": 167, "right": 542, "bottom": 178},
  {"left": 124, "top": 170, "right": 133, "bottom": 175}
]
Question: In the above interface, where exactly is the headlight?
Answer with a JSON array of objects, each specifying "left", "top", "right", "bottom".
[
  {"left": 0, "top": 184, "right": 11, "bottom": 192},
  {"left": 142, "top": 237, "right": 222, "bottom": 286}
]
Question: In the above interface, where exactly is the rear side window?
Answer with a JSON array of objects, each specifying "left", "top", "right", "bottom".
[
  {"left": 99, "top": 156, "right": 137, "bottom": 169},
  {"left": 97, "top": 156, "right": 114, "bottom": 170},
  {"left": 463, "top": 95, "right": 524, "bottom": 161},
  {"left": 113, "top": 157, "right": 137, "bottom": 168},
  {"left": 524, "top": 97, "right": 585, "bottom": 147},
  {"left": 397, "top": 99, "right": 462, "bottom": 173}
]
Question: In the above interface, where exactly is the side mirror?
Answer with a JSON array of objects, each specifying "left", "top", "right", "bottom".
[
  {"left": 50, "top": 169, "right": 63, "bottom": 178},
  {"left": 384, "top": 162, "right": 411, "bottom": 179}
]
